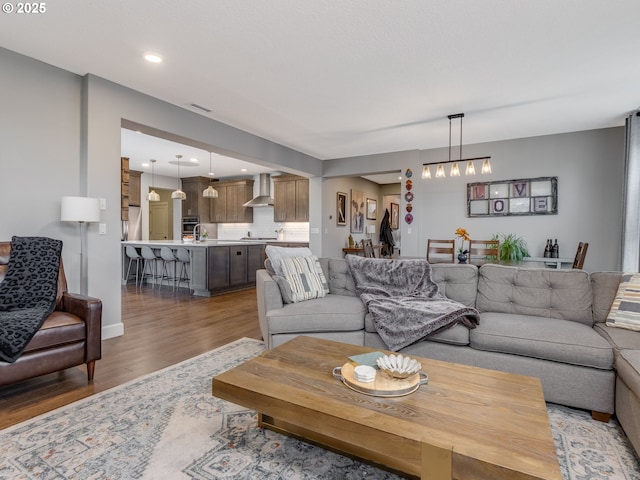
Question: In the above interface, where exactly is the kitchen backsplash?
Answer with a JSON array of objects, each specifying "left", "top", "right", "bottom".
[{"left": 217, "top": 206, "right": 309, "bottom": 242}]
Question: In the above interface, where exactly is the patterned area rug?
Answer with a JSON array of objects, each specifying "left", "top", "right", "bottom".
[{"left": 1, "top": 338, "right": 639, "bottom": 479}]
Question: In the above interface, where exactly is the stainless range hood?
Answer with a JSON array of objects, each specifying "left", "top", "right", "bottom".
[{"left": 243, "top": 173, "right": 274, "bottom": 207}]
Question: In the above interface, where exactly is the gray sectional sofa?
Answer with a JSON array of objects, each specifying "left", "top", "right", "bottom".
[{"left": 256, "top": 257, "right": 640, "bottom": 456}]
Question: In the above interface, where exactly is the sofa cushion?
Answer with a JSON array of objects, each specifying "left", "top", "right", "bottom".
[
  {"left": 594, "top": 322, "right": 640, "bottom": 358},
  {"left": 23, "top": 311, "right": 85, "bottom": 353},
  {"left": 477, "top": 264, "right": 593, "bottom": 326},
  {"left": 267, "top": 294, "right": 366, "bottom": 334},
  {"left": 364, "top": 311, "right": 470, "bottom": 346},
  {"left": 591, "top": 272, "right": 622, "bottom": 322},
  {"left": 275, "top": 256, "right": 329, "bottom": 303},
  {"left": 265, "top": 245, "right": 313, "bottom": 275},
  {"left": 327, "top": 258, "right": 357, "bottom": 297},
  {"left": 430, "top": 264, "right": 478, "bottom": 307},
  {"left": 470, "top": 312, "right": 613, "bottom": 370},
  {"left": 616, "top": 350, "right": 640, "bottom": 400},
  {"left": 606, "top": 273, "right": 640, "bottom": 332}
]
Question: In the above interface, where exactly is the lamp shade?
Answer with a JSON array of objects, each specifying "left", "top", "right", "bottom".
[{"left": 61, "top": 196, "right": 101, "bottom": 222}]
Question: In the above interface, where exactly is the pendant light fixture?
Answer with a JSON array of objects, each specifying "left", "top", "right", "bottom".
[
  {"left": 203, "top": 151, "right": 219, "bottom": 198},
  {"left": 422, "top": 113, "right": 492, "bottom": 179},
  {"left": 147, "top": 159, "right": 160, "bottom": 202},
  {"left": 171, "top": 154, "right": 186, "bottom": 200}
]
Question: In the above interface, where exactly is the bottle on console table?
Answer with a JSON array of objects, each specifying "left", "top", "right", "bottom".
[
  {"left": 552, "top": 239, "right": 559, "bottom": 258},
  {"left": 543, "top": 239, "right": 552, "bottom": 258}
]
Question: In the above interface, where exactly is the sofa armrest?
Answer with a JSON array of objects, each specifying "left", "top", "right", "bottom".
[
  {"left": 256, "top": 269, "right": 284, "bottom": 349},
  {"left": 61, "top": 292, "right": 103, "bottom": 362}
]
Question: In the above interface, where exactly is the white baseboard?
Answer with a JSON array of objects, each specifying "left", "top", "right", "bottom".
[{"left": 102, "top": 322, "right": 124, "bottom": 340}]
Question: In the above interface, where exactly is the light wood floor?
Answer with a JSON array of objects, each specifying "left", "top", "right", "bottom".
[{"left": 0, "top": 285, "right": 262, "bottom": 430}]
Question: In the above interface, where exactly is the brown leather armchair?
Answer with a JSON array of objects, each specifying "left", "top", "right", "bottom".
[{"left": 0, "top": 241, "right": 102, "bottom": 386}]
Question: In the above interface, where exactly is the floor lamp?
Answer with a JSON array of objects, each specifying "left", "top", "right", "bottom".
[{"left": 61, "top": 196, "right": 101, "bottom": 295}]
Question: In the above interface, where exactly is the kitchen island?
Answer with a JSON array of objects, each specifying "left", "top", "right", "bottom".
[{"left": 122, "top": 239, "right": 308, "bottom": 296}]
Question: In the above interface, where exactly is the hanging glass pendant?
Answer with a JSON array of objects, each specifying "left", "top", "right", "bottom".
[
  {"left": 450, "top": 162, "right": 460, "bottom": 177},
  {"left": 147, "top": 159, "right": 160, "bottom": 201},
  {"left": 203, "top": 152, "right": 219, "bottom": 198},
  {"left": 465, "top": 161, "right": 476, "bottom": 175},
  {"left": 435, "top": 164, "right": 446, "bottom": 178},
  {"left": 172, "top": 154, "right": 186, "bottom": 199},
  {"left": 421, "top": 165, "right": 431, "bottom": 179},
  {"left": 481, "top": 158, "right": 492, "bottom": 174}
]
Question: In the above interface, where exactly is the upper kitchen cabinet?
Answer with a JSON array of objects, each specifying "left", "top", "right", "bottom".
[
  {"left": 273, "top": 174, "right": 309, "bottom": 222},
  {"left": 208, "top": 178, "right": 254, "bottom": 223},
  {"left": 128, "top": 170, "right": 142, "bottom": 207},
  {"left": 121, "top": 157, "right": 130, "bottom": 221},
  {"left": 181, "top": 176, "right": 214, "bottom": 222}
]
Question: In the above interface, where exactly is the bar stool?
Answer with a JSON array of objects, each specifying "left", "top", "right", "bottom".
[
  {"left": 176, "top": 247, "right": 191, "bottom": 290},
  {"left": 141, "top": 246, "right": 161, "bottom": 288},
  {"left": 160, "top": 247, "right": 179, "bottom": 291},
  {"left": 125, "top": 246, "right": 143, "bottom": 286}
]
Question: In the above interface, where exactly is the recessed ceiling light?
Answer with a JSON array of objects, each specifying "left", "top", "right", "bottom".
[
  {"left": 190, "top": 157, "right": 198, "bottom": 163},
  {"left": 144, "top": 53, "right": 163, "bottom": 63},
  {"left": 141, "top": 163, "right": 150, "bottom": 168}
]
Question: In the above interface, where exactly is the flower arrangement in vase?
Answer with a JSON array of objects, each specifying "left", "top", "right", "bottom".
[{"left": 455, "top": 227, "right": 470, "bottom": 263}]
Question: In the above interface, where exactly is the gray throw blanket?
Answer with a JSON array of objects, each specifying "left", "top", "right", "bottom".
[
  {"left": 0, "top": 236, "right": 62, "bottom": 363},
  {"left": 346, "top": 255, "right": 479, "bottom": 351}
]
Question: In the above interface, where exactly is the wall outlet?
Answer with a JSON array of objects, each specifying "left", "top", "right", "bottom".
[{"left": 99, "top": 223, "right": 106, "bottom": 235}]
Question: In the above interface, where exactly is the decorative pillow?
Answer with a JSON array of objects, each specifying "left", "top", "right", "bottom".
[
  {"left": 606, "top": 273, "right": 640, "bottom": 331},
  {"left": 275, "top": 256, "right": 329, "bottom": 304},
  {"left": 265, "top": 245, "right": 313, "bottom": 276}
]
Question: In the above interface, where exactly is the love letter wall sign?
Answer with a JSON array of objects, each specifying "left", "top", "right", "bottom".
[{"left": 466, "top": 176, "right": 557, "bottom": 217}]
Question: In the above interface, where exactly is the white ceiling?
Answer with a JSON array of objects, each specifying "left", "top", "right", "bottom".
[{"left": 3, "top": 0, "right": 640, "bottom": 174}]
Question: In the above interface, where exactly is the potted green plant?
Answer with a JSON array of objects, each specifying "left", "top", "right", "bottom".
[{"left": 493, "top": 233, "right": 530, "bottom": 264}]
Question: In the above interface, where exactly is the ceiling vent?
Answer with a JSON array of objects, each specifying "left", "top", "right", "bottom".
[{"left": 243, "top": 173, "right": 274, "bottom": 207}]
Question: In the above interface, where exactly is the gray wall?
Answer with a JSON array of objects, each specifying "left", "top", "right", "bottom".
[{"left": 323, "top": 127, "right": 625, "bottom": 272}]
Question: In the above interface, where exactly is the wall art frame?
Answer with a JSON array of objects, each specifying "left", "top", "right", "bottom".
[
  {"left": 390, "top": 202, "right": 399, "bottom": 229},
  {"left": 336, "top": 192, "right": 347, "bottom": 226},
  {"left": 467, "top": 176, "right": 558, "bottom": 217},
  {"left": 351, "top": 189, "right": 365, "bottom": 233},
  {"left": 366, "top": 198, "right": 377, "bottom": 220}
]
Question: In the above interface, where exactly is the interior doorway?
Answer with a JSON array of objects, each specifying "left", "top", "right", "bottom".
[{"left": 149, "top": 202, "right": 169, "bottom": 240}]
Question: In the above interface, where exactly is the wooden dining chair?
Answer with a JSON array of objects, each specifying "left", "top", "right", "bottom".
[
  {"left": 572, "top": 242, "right": 589, "bottom": 269},
  {"left": 468, "top": 239, "right": 500, "bottom": 265},
  {"left": 361, "top": 239, "right": 375, "bottom": 258},
  {"left": 426, "top": 239, "right": 455, "bottom": 263}
]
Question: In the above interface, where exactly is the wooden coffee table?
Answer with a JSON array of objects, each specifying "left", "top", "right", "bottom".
[{"left": 212, "top": 336, "right": 561, "bottom": 480}]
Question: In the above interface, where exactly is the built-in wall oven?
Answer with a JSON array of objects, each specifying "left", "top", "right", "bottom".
[{"left": 182, "top": 216, "right": 199, "bottom": 235}]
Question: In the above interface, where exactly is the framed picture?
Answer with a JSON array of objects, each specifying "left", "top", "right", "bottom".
[
  {"left": 336, "top": 192, "right": 347, "bottom": 226},
  {"left": 467, "top": 176, "right": 557, "bottom": 217},
  {"left": 366, "top": 198, "right": 377, "bottom": 220},
  {"left": 351, "top": 189, "right": 364, "bottom": 233},
  {"left": 390, "top": 202, "right": 399, "bottom": 229}
]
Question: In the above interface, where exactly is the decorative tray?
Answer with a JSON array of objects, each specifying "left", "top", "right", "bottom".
[{"left": 332, "top": 362, "right": 428, "bottom": 397}]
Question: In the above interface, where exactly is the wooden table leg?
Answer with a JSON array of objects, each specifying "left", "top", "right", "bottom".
[{"left": 422, "top": 441, "right": 452, "bottom": 479}]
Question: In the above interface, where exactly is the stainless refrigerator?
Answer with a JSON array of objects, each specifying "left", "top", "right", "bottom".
[{"left": 122, "top": 206, "right": 142, "bottom": 241}]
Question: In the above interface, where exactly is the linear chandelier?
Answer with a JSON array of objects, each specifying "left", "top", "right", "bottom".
[{"left": 422, "top": 113, "right": 492, "bottom": 179}]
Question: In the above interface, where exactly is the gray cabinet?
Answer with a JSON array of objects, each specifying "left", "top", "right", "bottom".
[
  {"left": 208, "top": 246, "right": 230, "bottom": 290},
  {"left": 208, "top": 179, "right": 254, "bottom": 223},
  {"left": 273, "top": 175, "right": 309, "bottom": 222},
  {"left": 181, "top": 176, "right": 212, "bottom": 222},
  {"left": 207, "top": 244, "right": 264, "bottom": 294},
  {"left": 247, "top": 244, "right": 265, "bottom": 284}
]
